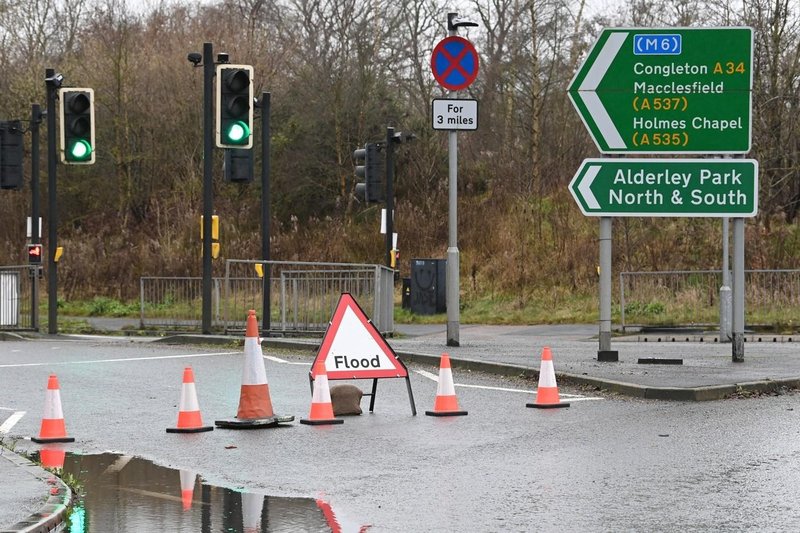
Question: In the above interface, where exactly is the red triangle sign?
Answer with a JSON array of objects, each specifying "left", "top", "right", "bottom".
[{"left": 312, "top": 293, "right": 408, "bottom": 380}]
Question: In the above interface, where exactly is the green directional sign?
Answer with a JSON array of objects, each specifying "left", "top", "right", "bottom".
[
  {"left": 570, "top": 159, "right": 758, "bottom": 217},
  {"left": 568, "top": 28, "right": 753, "bottom": 154}
]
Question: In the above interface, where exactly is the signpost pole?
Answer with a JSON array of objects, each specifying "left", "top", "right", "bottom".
[
  {"left": 732, "top": 218, "right": 745, "bottom": 362},
  {"left": 720, "top": 217, "right": 732, "bottom": 342},
  {"left": 446, "top": 14, "right": 460, "bottom": 347},
  {"left": 431, "top": 14, "right": 478, "bottom": 347},
  {"left": 598, "top": 217, "right": 618, "bottom": 361}
]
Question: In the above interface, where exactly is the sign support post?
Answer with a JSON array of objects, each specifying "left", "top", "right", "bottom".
[
  {"left": 445, "top": 17, "right": 460, "bottom": 347},
  {"left": 431, "top": 14, "right": 479, "bottom": 347},
  {"left": 732, "top": 218, "right": 745, "bottom": 362},
  {"left": 720, "top": 217, "right": 732, "bottom": 342},
  {"left": 598, "top": 217, "right": 617, "bottom": 361}
]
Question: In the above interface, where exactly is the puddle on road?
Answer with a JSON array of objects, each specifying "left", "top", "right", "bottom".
[{"left": 33, "top": 450, "right": 365, "bottom": 532}]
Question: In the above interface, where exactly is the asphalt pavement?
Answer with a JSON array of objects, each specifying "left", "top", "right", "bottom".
[{"left": 1, "top": 322, "right": 799, "bottom": 530}]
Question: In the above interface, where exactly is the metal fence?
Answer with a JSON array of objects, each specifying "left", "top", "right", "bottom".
[
  {"left": 0, "top": 265, "right": 40, "bottom": 331},
  {"left": 140, "top": 277, "right": 223, "bottom": 330},
  {"left": 620, "top": 269, "right": 800, "bottom": 331},
  {"left": 223, "top": 260, "right": 394, "bottom": 335},
  {"left": 140, "top": 261, "right": 395, "bottom": 335}
]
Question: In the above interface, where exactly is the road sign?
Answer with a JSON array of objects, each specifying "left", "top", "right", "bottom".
[
  {"left": 568, "top": 28, "right": 753, "bottom": 154},
  {"left": 312, "top": 293, "right": 408, "bottom": 380},
  {"left": 432, "top": 98, "right": 478, "bottom": 130},
  {"left": 569, "top": 158, "right": 758, "bottom": 217},
  {"left": 431, "top": 36, "right": 479, "bottom": 91}
]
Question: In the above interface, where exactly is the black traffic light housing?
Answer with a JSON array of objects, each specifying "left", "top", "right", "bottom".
[
  {"left": 216, "top": 65, "right": 254, "bottom": 149},
  {"left": 58, "top": 88, "right": 96, "bottom": 164},
  {"left": 223, "top": 148, "right": 253, "bottom": 183},
  {"left": 0, "top": 120, "right": 24, "bottom": 189},
  {"left": 354, "top": 143, "right": 384, "bottom": 203}
]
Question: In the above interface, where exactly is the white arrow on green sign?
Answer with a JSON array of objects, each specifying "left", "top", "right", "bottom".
[
  {"left": 569, "top": 159, "right": 759, "bottom": 217},
  {"left": 568, "top": 28, "right": 753, "bottom": 154}
]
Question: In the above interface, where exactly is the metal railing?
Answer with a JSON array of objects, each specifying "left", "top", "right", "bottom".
[
  {"left": 139, "top": 277, "right": 223, "bottom": 330},
  {"left": 223, "top": 260, "right": 394, "bottom": 335},
  {"left": 139, "top": 261, "right": 395, "bottom": 334},
  {"left": 0, "top": 265, "right": 40, "bottom": 331},
  {"left": 620, "top": 269, "right": 800, "bottom": 331}
]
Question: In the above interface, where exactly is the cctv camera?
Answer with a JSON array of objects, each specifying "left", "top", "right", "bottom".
[{"left": 187, "top": 52, "right": 202, "bottom": 66}]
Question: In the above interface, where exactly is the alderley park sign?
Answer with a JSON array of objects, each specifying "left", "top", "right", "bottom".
[
  {"left": 568, "top": 27, "right": 756, "bottom": 362},
  {"left": 570, "top": 158, "right": 758, "bottom": 217}
]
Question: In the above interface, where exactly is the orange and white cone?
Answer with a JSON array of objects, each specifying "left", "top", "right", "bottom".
[
  {"left": 179, "top": 470, "right": 196, "bottom": 511},
  {"left": 32, "top": 374, "right": 75, "bottom": 443},
  {"left": 167, "top": 367, "right": 213, "bottom": 433},
  {"left": 39, "top": 447, "right": 66, "bottom": 470},
  {"left": 526, "top": 347, "right": 570, "bottom": 409},
  {"left": 425, "top": 353, "right": 467, "bottom": 417},
  {"left": 300, "top": 360, "right": 343, "bottom": 426},
  {"left": 216, "top": 310, "right": 294, "bottom": 428},
  {"left": 242, "top": 492, "right": 264, "bottom": 532}
]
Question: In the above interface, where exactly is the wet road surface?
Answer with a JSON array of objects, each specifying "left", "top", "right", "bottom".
[{"left": 1, "top": 338, "right": 799, "bottom": 531}]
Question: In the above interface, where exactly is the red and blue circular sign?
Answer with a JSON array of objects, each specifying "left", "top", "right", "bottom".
[{"left": 431, "top": 36, "right": 479, "bottom": 91}]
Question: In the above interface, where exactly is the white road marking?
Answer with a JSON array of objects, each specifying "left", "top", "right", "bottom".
[
  {"left": 413, "top": 369, "right": 603, "bottom": 401},
  {"left": 0, "top": 411, "right": 26, "bottom": 433},
  {"left": 102, "top": 455, "right": 134, "bottom": 475},
  {"left": 415, "top": 370, "right": 439, "bottom": 381},
  {"left": 0, "top": 352, "right": 239, "bottom": 368},
  {"left": 264, "top": 355, "right": 309, "bottom": 365}
]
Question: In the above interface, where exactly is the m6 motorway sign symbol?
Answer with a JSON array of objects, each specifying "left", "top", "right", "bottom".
[
  {"left": 568, "top": 28, "right": 753, "bottom": 154},
  {"left": 569, "top": 158, "right": 759, "bottom": 217},
  {"left": 431, "top": 36, "right": 479, "bottom": 91}
]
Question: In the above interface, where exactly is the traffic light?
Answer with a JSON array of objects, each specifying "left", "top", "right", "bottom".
[
  {"left": 27, "top": 243, "right": 43, "bottom": 264},
  {"left": 0, "top": 120, "right": 24, "bottom": 189},
  {"left": 353, "top": 143, "right": 384, "bottom": 203},
  {"left": 216, "top": 65, "right": 254, "bottom": 149},
  {"left": 223, "top": 148, "right": 253, "bottom": 183},
  {"left": 58, "top": 88, "right": 95, "bottom": 164}
]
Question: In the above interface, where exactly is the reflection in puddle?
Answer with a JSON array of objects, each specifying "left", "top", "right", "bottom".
[{"left": 34, "top": 450, "right": 368, "bottom": 532}]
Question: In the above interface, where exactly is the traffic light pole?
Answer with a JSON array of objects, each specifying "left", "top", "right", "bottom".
[
  {"left": 260, "top": 92, "right": 271, "bottom": 333},
  {"left": 202, "top": 43, "right": 214, "bottom": 334},
  {"left": 45, "top": 69, "right": 59, "bottom": 335},
  {"left": 385, "top": 127, "right": 395, "bottom": 269},
  {"left": 31, "top": 104, "right": 42, "bottom": 331}
]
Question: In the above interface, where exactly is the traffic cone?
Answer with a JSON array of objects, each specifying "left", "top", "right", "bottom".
[
  {"left": 167, "top": 367, "right": 213, "bottom": 433},
  {"left": 242, "top": 492, "right": 264, "bottom": 532},
  {"left": 526, "top": 346, "right": 570, "bottom": 409},
  {"left": 300, "top": 360, "right": 343, "bottom": 426},
  {"left": 216, "top": 310, "right": 294, "bottom": 428},
  {"left": 179, "top": 470, "right": 195, "bottom": 511},
  {"left": 32, "top": 374, "right": 75, "bottom": 443},
  {"left": 425, "top": 353, "right": 467, "bottom": 417},
  {"left": 39, "top": 447, "right": 66, "bottom": 470}
]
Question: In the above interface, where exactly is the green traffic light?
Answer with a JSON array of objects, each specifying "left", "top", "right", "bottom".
[
  {"left": 68, "top": 139, "right": 92, "bottom": 161},
  {"left": 224, "top": 121, "right": 250, "bottom": 144}
]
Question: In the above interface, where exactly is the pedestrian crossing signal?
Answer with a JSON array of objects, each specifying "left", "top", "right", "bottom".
[{"left": 28, "top": 243, "right": 43, "bottom": 264}]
